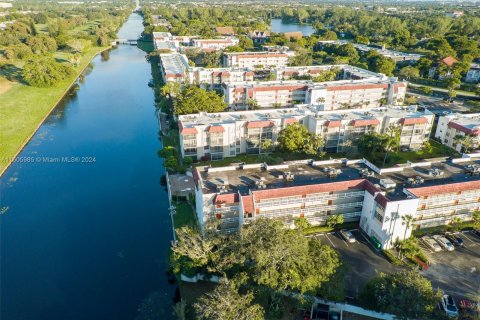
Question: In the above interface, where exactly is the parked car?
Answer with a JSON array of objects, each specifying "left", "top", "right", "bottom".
[
  {"left": 473, "top": 229, "right": 480, "bottom": 238},
  {"left": 434, "top": 235, "right": 455, "bottom": 251},
  {"left": 422, "top": 236, "right": 442, "bottom": 252},
  {"left": 445, "top": 234, "right": 464, "bottom": 247},
  {"left": 339, "top": 229, "right": 356, "bottom": 243},
  {"left": 442, "top": 295, "right": 459, "bottom": 318}
]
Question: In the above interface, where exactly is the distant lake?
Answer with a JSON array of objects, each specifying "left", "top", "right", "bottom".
[{"left": 270, "top": 18, "right": 315, "bottom": 36}]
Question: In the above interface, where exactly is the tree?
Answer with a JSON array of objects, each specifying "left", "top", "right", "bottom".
[
  {"left": 366, "top": 51, "right": 395, "bottom": 76},
  {"left": 398, "top": 66, "right": 420, "bottom": 80},
  {"left": 382, "top": 126, "right": 401, "bottom": 166},
  {"left": 165, "top": 156, "right": 178, "bottom": 172},
  {"left": 454, "top": 134, "right": 476, "bottom": 153},
  {"left": 360, "top": 270, "right": 440, "bottom": 319},
  {"left": 357, "top": 132, "right": 384, "bottom": 159},
  {"left": 202, "top": 51, "right": 222, "bottom": 67},
  {"left": 161, "top": 81, "right": 181, "bottom": 98},
  {"left": 473, "top": 211, "right": 480, "bottom": 227},
  {"left": 287, "top": 48, "right": 313, "bottom": 66},
  {"left": 241, "top": 218, "right": 341, "bottom": 294},
  {"left": 22, "top": 56, "right": 73, "bottom": 88},
  {"left": 259, "top": 139, "right": 273, "bottom": 155},
  {"left": 421, "top": 141, "right": 433, "bottom": 154},
  {"left": 450, "top": 217, "right": 462, "bottom": 232},
  {"left": 294, "top": 217, "right": 311, "bottom": 230},
  {"left": 326, "top": 214, "right": 344, "bottom": 229},
  {"left": 174, "top": 86, "right": 227, "bottom": 115},
  {"left": 246, "top": 98, "right": 260, "bottom": 110},
  {"left": 171, "top": 227, "right": 216, "bottom": 276},
  {"left": 277, "top": 123, "right": 324, "bottom": 155},
  {"left": 401, "top": 214, "right": 414, "bottom": 241},
  {"left": 66, "top": 39, "right": 90, "bottom": 54},
  {"left": 195, "top": 281, "right": 264, "bottom": 320}
]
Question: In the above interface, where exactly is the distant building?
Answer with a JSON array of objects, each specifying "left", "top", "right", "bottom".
[
  {"left": 446, "top": 11, "right": 464, "bottom": 18},
  {"left": 465, "top": 63, "right": 480, "bottom": 83},
  {"left": 192, "top": 37, "right": 239, "bottom": 51},
  {"left": 248, "top": 30, "right": 270, "bottom": 44},
  {"left": 428, "top": 56, "right": 458, "bottom": 79},
  {"left": 222, "top": 51, "right": 295, "bottom": 68},
  {"left": 214, "top": 26, "right": 235, "bottom": 36},
  {"left": 435, "top": 113, "right": 480, "bottom": 152},
  {"left": 0, "top": 2, "right": 13, "bottom": 8},
  {"left": 158, "top": 53, "right": 190, "bottom": 84}
]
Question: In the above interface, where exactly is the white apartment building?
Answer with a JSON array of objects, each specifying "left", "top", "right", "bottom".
[
  {"left": 435, "top": 113, "right": 480, "bottom": 152},
  {"left": 222, "top": 78, "right": 406, "bottom": 109},
  {"left": 188, "top": 68, "right": 255, "bottom": 89},
  {"left": 158, "top": 53, "right": 191, "bottom": 83},
  {"left": 191, "top": 37, "right": 239, "bottom": 51},
  {"left": 178, "top": 105, "right": 433, "bottom": 160},
  {"left": 193, "top": 159, "right": 480, "bottom": 248},
  {"left": 222, "top": 51, "right": 295, "bottom": 68}
]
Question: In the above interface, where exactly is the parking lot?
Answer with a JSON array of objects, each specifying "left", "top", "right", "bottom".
[
  {"left": 313, "top": 229, "right": 402, "bottom": 299},
  {"left": 419, "top": 230, "right": 480, "bottom": 301},
  {"left": 313, "top": 229, "right": 480, "bottom": 303}
]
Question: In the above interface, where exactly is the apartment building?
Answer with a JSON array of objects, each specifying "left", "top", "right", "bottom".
[
  {"left": 188, "top": 67, "right": 255, "bottom": 89},
  {"left": 222, "top": 78, "right": 406, "bottom": 109},
  {"left": 193, "top": 158, "right": 480, "bottom": 248},
  {"left": 222, "top": 51, "right": 295, "bottom": 68},
  {"left": 158, "top": 53, "right": 190, "bottom": 83},
  {"left": 273, "top": 65, "right": 385, "bottom": 81},
  {"left": 178, "top": 105, "right": 433, "bottom": 159},
  {"left": 191, "top": 37, "right": 239, "bottom": 51},
  {"left": 304, "top": 106, "right": 433, "bottom": 152},
  {"left": 435, "top": 113, "right": 480, "bottom": 152}
]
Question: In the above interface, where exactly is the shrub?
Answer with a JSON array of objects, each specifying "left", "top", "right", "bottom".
[{"left": 383, "top": 250, "right": 404, "bottom": 266}]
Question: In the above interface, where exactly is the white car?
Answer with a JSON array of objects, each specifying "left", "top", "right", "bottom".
[
  {"left": 433, "top": 235, "right": 455, "bottom": 251},
  {"left": 441, "top": 295, "right": 459, "bottom": 318},
  {"left": 339, "top": 229, "right": 356, "bottom": 243},
  {"left": 422, "top": 236, "right": 442, "bottom": 252}
]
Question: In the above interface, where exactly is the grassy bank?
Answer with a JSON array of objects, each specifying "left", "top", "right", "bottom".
[{"left": 0, "top": 46, "right": 109, "bottom": 176}]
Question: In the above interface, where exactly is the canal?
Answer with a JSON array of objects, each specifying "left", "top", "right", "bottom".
[{"left": 0, "top": 13, "right": 175, "bottom": 320}]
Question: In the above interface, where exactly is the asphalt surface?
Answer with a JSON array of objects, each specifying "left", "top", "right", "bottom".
[{"left": 419, "top": 230, "right": 480, "bottom": 301}]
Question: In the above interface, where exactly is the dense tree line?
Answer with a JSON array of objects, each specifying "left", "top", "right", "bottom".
[{"left": 0, "top": 2, "right": 131, "bottom": 87}]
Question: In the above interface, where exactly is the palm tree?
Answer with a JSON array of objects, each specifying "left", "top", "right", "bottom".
[
  {"left": 401, "top": 214, "right": 414, "bottom": 241},
  {"left": 450, "top": 217, "right": 462, "bottom": 232},
  {"left": 316, "top": 97, "right": 326, "bottom": 105},
  {"left": 382, "top": 126, "right": 401, "bottom": 166}
]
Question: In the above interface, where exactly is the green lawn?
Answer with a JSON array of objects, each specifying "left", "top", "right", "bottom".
[
  {"left": 0, "top": 46, "right": 109, "bottom": 175},
  {"left": 172, "top": 201, "right": 197, "bottom": 230},
  {"left": 197, "top": 151, "right": 349, "bottom": 168},
  {"left": 375, "top": 140, "right": 459, "bottom": 167}
]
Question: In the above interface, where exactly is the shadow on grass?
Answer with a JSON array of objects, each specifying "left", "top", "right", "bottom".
[{"left": 0, "top": 63, "right": 25, "bottom": 83}]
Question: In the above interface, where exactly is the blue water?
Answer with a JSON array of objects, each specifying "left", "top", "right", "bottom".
[
  {"left": 270, "top": 18, "right": 315, "bottom": 36},
  {"left": 0, "top": 13, "right": 175, "bottom": 320}
]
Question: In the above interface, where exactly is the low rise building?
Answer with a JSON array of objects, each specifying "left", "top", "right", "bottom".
[
  {"left": 178, "top": 105, "right": 433, "bottom": 160},
  {"left": 192, "top": 158, "right": 480, "bottom": 248},
  {"left": 435, "top": 113, "right": 480, "bottom": 152},
  {"left": 465, "top": 63, "right": 480, "bottom": 83},
  {"left": 158, "top": 53, "right": 190, "bottom": 84},
  {"left": 223, "top": 78, "right": 406, "bottom": 109},
  {"left": 222, "top": 51, "right": 295, "bottom": 68},
  {"left": 214, "top": 26, "right": 235, "bottom": 36},
  {"left": 248, "top": 30, "right": 270, "bottom": 44},
  {"left": 192, "top": 37, "right": 239, "bottom": 51}
]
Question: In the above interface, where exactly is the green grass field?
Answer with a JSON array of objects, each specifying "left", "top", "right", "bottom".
[{"left": 0, "top": 46, "right": 108, "bottom": 175}]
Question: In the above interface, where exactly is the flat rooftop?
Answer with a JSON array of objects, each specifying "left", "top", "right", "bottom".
[
  {"left": 226, "top": 78, "right": 397, "bottom": 89},
  {"left": 159, "top": 53, "right": 189, "bottom": 75},
  {"left": 178, "top": 106, "right": 432, "bottom": 128},
  {"left": 196, "top": 158, "right": 480, "bottom": 201},
  {"left": 276, "top": 64, "right": 387, "bottom": 81}
]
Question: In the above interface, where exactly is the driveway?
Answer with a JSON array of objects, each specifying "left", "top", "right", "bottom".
[{"left": 313, "top": 229, "right": 402, "bottom": 299}]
